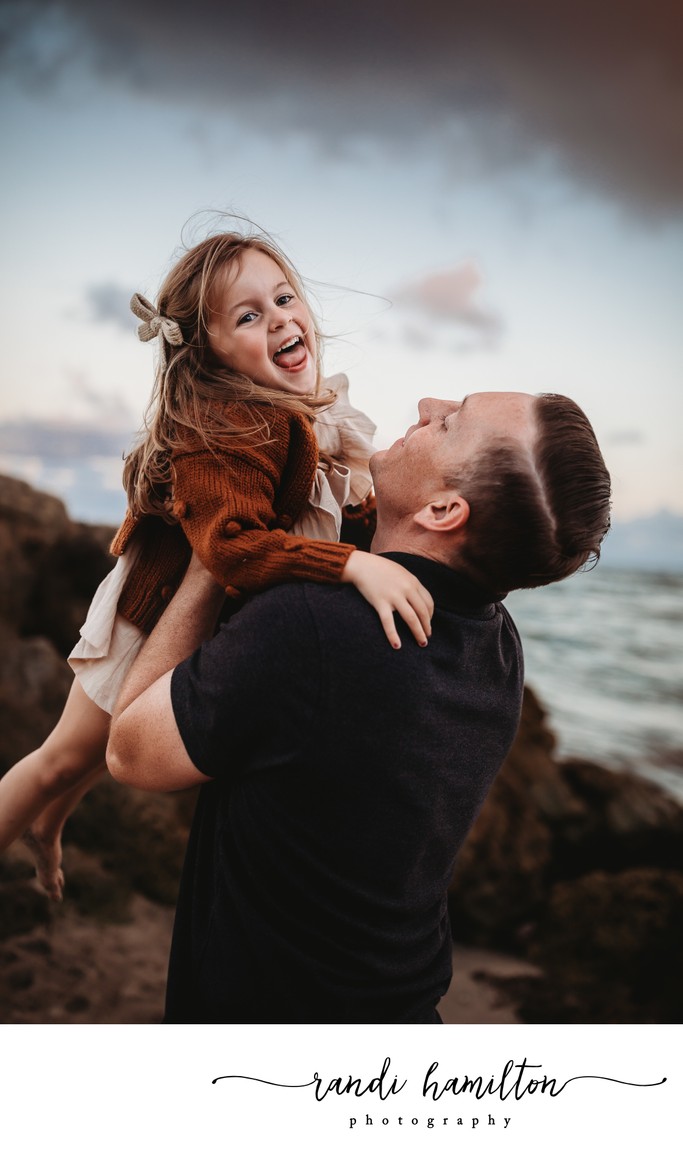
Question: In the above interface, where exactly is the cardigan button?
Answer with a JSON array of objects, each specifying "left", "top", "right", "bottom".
[
  {"left": 223, "top": 520, "right": 242, "bottom": 537},
  {"left": 160, "top": 584, "right": 173, "bottom": 602},
  {"left": 278, "top": 514, "right": 293, "bottom": 529},
  {"left": 172, "top": 500, "right": 187, "bottom": 519},
  {"left": 224, "top": 585, "right": 242, "bottom": 599}
]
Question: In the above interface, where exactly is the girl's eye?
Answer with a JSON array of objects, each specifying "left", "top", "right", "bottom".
[
  {"left": 276, "top": 293, "right": 294, "bottom": 306},
  {"left": 237, "top": 311, "right": 258, "bottom": 326}
]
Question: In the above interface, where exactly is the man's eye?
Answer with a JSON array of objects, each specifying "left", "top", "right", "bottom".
[{"left": 237, "top": 311, "right": 257, "bottom": 326}]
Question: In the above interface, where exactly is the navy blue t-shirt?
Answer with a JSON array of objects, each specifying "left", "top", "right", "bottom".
[{"left": 165, "top": 553, "right": 523, "bottom": 1023}]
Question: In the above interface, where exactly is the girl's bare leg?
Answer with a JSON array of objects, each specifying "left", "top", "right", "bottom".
[
  {"left": 22, "top": 761, "right": 107, "bottom": 901},
  {"left": 0, "top": 679, "right": 110, "bottom": 900}
]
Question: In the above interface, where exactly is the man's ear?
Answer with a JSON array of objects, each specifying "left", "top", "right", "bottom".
[{"left": 413, "top": 494, "right": 470, "bottom": 533}]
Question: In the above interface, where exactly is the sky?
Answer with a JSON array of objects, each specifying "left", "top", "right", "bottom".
[{"left": 0, "top": 0, "right": 682, "bottom": 528}]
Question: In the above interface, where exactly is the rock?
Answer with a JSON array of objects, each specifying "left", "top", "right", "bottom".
[
  {"left": 449, "top": 685, "right": 683, "bottom": 947},
  {"left": 447, "top": 688, "right": 683, "bottom": 1023},
  {"left": 555, "top": 757, "right": 683, "bottom": 875},
  {"left": 0, "top": 873, "right": 52, "bottom": 941},
  {"left": 63, "top": 777, "right": 194, "bottom": 906},
  {"left": 0, "top": 628, "right": 73, "bottom": 773},
  {"left": 0, "top": 473, "right": 114, "bottom": 651},
  {"left": 517, "top": 869, "right": 683, "bottom": 1022},
  {"left": 448, "top": 685, "right": 585, "bottom": 944},
  {"left": 0, "top": 475, "right": 115, "bottom": 774},
  {"left": 28, "top": 526, "right": 114, "bottom": 657},
  {"left": 0, "top": 473, "right": 191, "bottom": 947},
  {"left": 0, "top": 475, "right": 72, "bottom": 629}
]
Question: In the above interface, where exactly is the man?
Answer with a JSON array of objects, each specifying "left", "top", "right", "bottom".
[{"left": 107, "top": 391, "right": 610, "bottom": 1023}]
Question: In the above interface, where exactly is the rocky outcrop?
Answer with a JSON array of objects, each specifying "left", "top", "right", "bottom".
[
  {"left": 1, "top": 473, "right": 681, "bottom": 1023},
  {"left": 449, "top": 690, "right": 683, "bottom": 942},
  {"left": 0, "top": 474, "right": 113, "bottom": 655},
  {"left": 521, "top": 868, "right": 683, "bottom": 1022},
  {"left": 554, "top": 756, "right": 683, "bottom": 875},
  {"left": 0, "top": 474, "right": 115, "bottom": 773},
  {"left": 0, "top": 475, "right": 193, "bottom": 933},
  {"left": 448, "top": 686, "right": 577, "bottom": 942},
  {"left": 448, "top": 687, "right": 683, "bottom": 1022}
]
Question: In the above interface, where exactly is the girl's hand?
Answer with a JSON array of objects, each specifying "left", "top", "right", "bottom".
[{"left": 341, "top": 551, "right": 434, "bottom": 648}]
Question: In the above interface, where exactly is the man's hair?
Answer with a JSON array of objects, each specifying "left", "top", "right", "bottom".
[{"left": 454, "top": 394, "right": 611, "bottom": 595}]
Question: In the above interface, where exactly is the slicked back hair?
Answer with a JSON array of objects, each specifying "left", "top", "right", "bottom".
[{"left": 453, "top": 394, "right": 611, "bottom": 595}]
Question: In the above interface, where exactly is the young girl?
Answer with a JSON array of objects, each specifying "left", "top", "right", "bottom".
[{"left": 0, "top": 228, "right": 433, "bottom": 901}]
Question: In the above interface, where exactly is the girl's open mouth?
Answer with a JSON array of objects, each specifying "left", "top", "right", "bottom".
[{"left": 273, "top": 335, "right": 307, "bottom": 370}]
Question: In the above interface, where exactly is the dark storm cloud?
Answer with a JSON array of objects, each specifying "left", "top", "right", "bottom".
[{"left": 3, "top": 0, "right": 683, "bottom": 217}]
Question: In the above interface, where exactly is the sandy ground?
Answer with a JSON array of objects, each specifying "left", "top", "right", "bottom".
[
  {"left": 0, "top": 845, "right": 539, "bottom": 1025},
  {"left": 440, "top": 947, "right": 539, "bottom": 1024},
  {"left": 0, "top": 894, "right": 174, "bottom": 1024}
]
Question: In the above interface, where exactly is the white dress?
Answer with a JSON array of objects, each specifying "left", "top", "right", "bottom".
[{"left": 68, "top": 374, "right": 375, "bottom": 713}]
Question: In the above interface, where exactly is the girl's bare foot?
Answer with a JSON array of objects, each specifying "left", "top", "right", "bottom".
[{"left": 21, "top": 828, "right": 65, "bottom": 902}]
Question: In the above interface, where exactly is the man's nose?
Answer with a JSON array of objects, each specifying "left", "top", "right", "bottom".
[{"left": 417, "top": 397, "right": 459, "bottom": 422}]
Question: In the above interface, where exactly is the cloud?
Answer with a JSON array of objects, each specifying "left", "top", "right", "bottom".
[
  {"left": 392, "top": 263, "right": 502, "bottom": 339},
  {"left": 0, "top": 416, "right": 133, "bottom": 460},
  {"left": 370, "top": 261, "right": 502, "bottom": 352},
  {"left": 3, "top": 0, "right": 682, "bottom": 218},
  {"left": 82, "top": 282, "right": 137, "bottom": 334},
  {"left": 58, "top": 368, "right": 139, "bottom": 427},
  {"left": 606, "top": 429, "right": 646, "bottom": 447}
]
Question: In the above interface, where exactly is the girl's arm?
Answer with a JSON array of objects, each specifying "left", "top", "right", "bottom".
[
  {"left": 338, "top": 494, "right": 432, "bottom": 648},
  {"left": 108, "top": 554, "right": 224, "bottom": 792},
  {"left": 172, "top": 443, "right": 433, "bottom": 647},
  {"left": 341, "top": 550, "right": 433, "bottom": 649},
  {"left": 172, "top": 444, "right": 353, "bottom": 592}
]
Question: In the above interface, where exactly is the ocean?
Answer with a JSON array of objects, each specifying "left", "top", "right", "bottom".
[{"left": 506, "top": 566, "right": 683, "bottom": 802}]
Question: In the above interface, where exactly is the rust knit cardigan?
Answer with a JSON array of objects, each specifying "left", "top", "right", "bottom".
[{"left": 111, "top": 405, "right": 356, "bottom": 634}]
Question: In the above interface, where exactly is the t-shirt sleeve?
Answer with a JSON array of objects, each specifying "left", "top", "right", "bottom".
[
  {"left": 169, "top": 584, "right": 325, "bottom": 778},
  {"left": 171, "top": 443, "right": 354, "bottom": 599}
]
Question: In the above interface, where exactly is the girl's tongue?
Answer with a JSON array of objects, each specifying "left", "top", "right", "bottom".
[{"left": 274, "top": 338, "right": 307, "bottom": 370}]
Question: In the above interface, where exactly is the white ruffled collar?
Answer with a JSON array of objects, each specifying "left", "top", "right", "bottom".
[{"left": 314, "top": 373, "right": 376, "bottom": 504}]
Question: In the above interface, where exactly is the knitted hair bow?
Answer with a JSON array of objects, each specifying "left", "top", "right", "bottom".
[{"left": 130, "top": 293, "right": 183, "bottom": 365}]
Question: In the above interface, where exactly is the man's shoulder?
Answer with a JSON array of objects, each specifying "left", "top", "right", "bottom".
[
  {"left": 227, "top": 577, "right": 333, "bottom": 626},
  {"left": 244, "top": 578, "right": 355, "bottom": 623},
  {"left": 229, "top": 579, "right": 361, "bottom": 657}
]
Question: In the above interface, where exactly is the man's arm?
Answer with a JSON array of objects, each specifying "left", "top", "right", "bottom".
[{"left": 106, "top": 554, "right": 226, "bottom": 791}]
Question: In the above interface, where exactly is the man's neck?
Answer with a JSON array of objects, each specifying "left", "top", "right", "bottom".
[
  {"left": 371, "top": 524, "right": 452, "bottom": 568},
  {"left": 370, "top": 546, "right": 500, "bottom": 606}
]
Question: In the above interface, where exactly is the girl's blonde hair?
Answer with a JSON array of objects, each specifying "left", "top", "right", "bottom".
[{"left": 124, "top": 230, "right": 332, "bottom": 519}]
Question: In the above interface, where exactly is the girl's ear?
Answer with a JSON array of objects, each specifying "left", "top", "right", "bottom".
[{"left": 413, "top": 494, "right": 470, "bottom": 533}]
